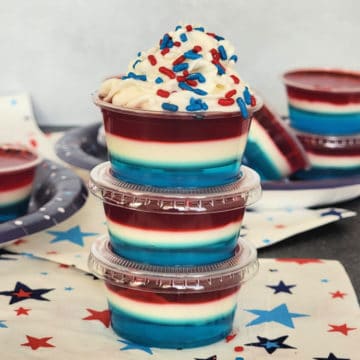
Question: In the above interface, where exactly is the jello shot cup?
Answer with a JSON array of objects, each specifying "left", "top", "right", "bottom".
[
  {"left": 283, "top": 68, "right": 360, "bottom": 136},
  {"left": 88, "top": 235, "right": 259, "bottom": 349},
  {"left": 0, "top": 144, "right": 42, "bottom": 222},
  {"left": 94, "top": 95, "right": 262, "bottom": 188},
  {"left": 89, "top": 162, "right": 261, "bottom": 266}
]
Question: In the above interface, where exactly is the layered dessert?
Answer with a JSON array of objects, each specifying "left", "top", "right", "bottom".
[
  {"left": 283, "top": 68, "right": 360, "bottom": 136},
  {"left": 0, "top": 145, "right": 41, "bottom": 222},
  {"left": 88, "top": 236, "right": 259, "bottom": 348},
  {"left": 244, "top": 104, "right": 309, "bottom": 180},
  {"left": 95, "top": 24, "right": 261, "bottom": 187},
  {"left": 89, "top": 162, "right": 261, "bottom": 266},
  {"left": 294, "top": 131, "right": 360, "bottom": 179}
]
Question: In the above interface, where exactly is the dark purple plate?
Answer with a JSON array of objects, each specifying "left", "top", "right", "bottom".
[{"left": 0, "top": 160, "right": 88, "bottom": 245}]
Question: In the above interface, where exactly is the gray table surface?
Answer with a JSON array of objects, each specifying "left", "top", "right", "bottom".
[{"left": 259, "top": 197, "right": 359, "bottom": 300}]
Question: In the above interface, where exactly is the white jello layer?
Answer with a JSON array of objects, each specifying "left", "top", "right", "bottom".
[
  {"left": 0, "top": 184, "right": 33, "bottom": 206},
  {"left": 106, "top": 133, "right": 247, "bottom": 167},
  {"left": 289, "top": 98, "right": 360, "bottom": 114},
  {"left": 106, "top": 288, "right": 239, "bottom": 324},
  {"left": 107, "top": 218, "right": 242, "bottom": 248},
  {"left": 249, "top": 119, "right": 292, "bottom": 176},
  {"left": 308, "top": 152, "right": 360, "bottom": 168}
]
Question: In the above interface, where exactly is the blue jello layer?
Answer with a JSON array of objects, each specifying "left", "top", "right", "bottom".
[
  {"left": 294, "top": 166, "right": 360, "bottom": 180},
  {"left": 0, "top": 198, "right": 30, "bottom": 223},
  {"left": 289, "top": 106, "right": 360, "bottom": 135},
  {"left": 109, "top": 232, "right": 239, "bottom": 265},
  {"left": 109, "top": 153, "right": 242, "bottom": 187},
  {"left": 244, "top": 140, "right": 283, "bottom": 180},
  {"left": 109, "top": 303, "right": 236, "bottom": 349}
]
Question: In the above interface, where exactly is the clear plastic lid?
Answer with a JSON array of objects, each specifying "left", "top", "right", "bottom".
[
  {"left": 294, "top": 130, "right": 360, "bottom": 149},
  {"left": 89, "top": 162, "right": 261, "bottom": 213},
  {"left": 88, "top": 235, "right": 259, "bottom": 293}
]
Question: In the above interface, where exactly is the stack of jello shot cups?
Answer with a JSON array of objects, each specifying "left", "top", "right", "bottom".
[
  {"left": 87, "top": 96, "right": 263, "bottom": 348},
  {"left": 283, "top": 68, "right": 360, "bottom": 179}
]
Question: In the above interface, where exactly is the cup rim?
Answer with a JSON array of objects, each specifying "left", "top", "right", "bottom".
[
  {"left": 0, "top": 144, "right": 43, "bottom": 174},
  {"left": 92, "top": 92, "right": 263, "bottom": 119},
  {"left": 282, "top": 67, "right": 360, "bottom": 93}
]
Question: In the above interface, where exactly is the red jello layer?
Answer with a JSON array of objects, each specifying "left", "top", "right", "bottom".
[
  {"left": 254, "top": 105, "right": 308, "bottom": 172},
  {"left": 106, "top": 283, "right": 240, "bottom": 304},
  {"left": 102, "top": 108, "right": 251, "bottom": 142},
  {"left": 0, "top": 168, "right": 36, "bottom": 191},
  {"left": 104, "top": 204, "right": 244, "bottom": 231}
]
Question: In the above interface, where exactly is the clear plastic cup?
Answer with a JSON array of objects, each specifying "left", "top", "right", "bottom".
[
  {"left": 283, "top": 68, "right": 360, "bottom": 136},
  {"left": 89, "top": 162, "right": 261, "bottom": 266},
  {"left": 88, "top": 235, "right": 258, "bottom": 349},
  {"left": 0, "top": 144, "right": 42, "bottom": 222},
  {"left": 293, "top": 130, "right": 360, "bottom": 179},
  {"left": 94, "top": 95, "right": 262, "bottom": 188}
]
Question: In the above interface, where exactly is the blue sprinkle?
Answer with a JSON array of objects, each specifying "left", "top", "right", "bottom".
[
  {"left": 137, "top": 51, "right": 142, "bottom": 57},
  {"left": 218, "top": 45, "right": 227, "bottom": 60},
  {"left": 186, "top": 98, "right": 208, "bottom": 111},
  {"left": 178, "top": 82, "right": 208, "bottom": 96},
  {"left": 215, "top": 63, "right": 225, "bottom": 75},
  {"left": 243, "top": 87, "right": 252, "bottom": 105},
  {"left": 236, "top": 97, "right": 249, "bottom": 118},
  {"left": 186, "top": 73, "right": 206, "bottom": 83},
  {"left": 175, "top": 25, "right": 182, "bottom": 31},
  {"left": 123, "top": 72, "right": 147, "bottom": 81},
  {"left": 229, "top": 54, "right": 238, "bottom": 63},
  {"left": 186, "top": 103, "right": 202, "bottom": 111},
  {"left": 167, "top": 39, "right": 174, "bottom": 48},
  {"left": 173, "top": 63, "right": 189, "bottom": 72},
  {"left": 155, "top": 77, "right": 164, "bottom": 84},
  {"left": 180, "top": 33, "right": 188, "bottom": 42},
  {"left": 194, "top": 27, "right": 205, "bottom": 32},
  {"left": 132, "top": 59, "right": 141, "bottom": 69},
  {"left": 183, "top": 50, "right": 202, "bottom": 60},
  {"left": 214, "top": 34, "right": 225, "bottom": 41},
  {"left": 162, "top": 103, "right": 179, "bottom": 112},
  {"left": 160, "top": 34, "right": 170, "bottom": 50}
]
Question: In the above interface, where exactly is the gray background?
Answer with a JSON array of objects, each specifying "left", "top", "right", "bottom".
[{"left": 1, "top": 0, "right": 359, "bottom": 126}]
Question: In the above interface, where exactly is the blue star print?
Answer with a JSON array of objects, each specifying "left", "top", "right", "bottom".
[
  {"left": 267, "top": 280, "right": 296, "bottom": 294},
  {"left": 320, "top": 209, "right": 343, "bottom": 219},
  {"left": 245, "top": 303, "right": 309, "bottom": 328},
  {"left": 118, "top": 339, "right": 153, "bottom": 354},
  {"left": 47, "top": 226, "right": 98, "bottom": 247},
  {"left": 313, "top": 353, "right": 350, "bottom": 360},
  {"left": 246, "top": 335, "right": 295, "bottom": 354},
  {"left": 0, "top": 320, "right": 8, "bottom": 328}
]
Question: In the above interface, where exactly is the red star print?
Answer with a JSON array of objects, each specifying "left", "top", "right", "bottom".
[
  {"left": 234, "top": 346, "right": 244, "bottom": 352},
  {"left": 330, "top": 291, "right": 347, "bottom": 299},
  {"left": 46, "top": 251, "right": 58, "bottom": 255},
  {"left": 21, "top": 336, "right": 55, "bottom": 350},
  {"left": 82, "top": 308, "right": 110, "bottom": 328},
  {"left": 328, "top": 323, "right": 356, "bottom": 336},
  {"left": 226, "top": 333, "right": 236, "bottom": 342},
  {"left": 15, "top": 307, "right": 31, "bottom": 316},
  {"left": 276, "top": 258, "right": 323, "bottom": 265},
  {"left": 13, "top": 239, "right": 27, "bottom": 246},
  {"left": 274, "top": 224, "right": 285, "bottom": 229},
  {"left": 13, "top": 289, "right": 31, "bottom": 298},
  {"left": 59, "top": 263, "right": 70, "bottom": 268}
]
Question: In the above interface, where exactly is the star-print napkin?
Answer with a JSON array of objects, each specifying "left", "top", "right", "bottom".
[
  {"left": 0, "top": 93, "right": 59, "bottom": 160},
  {"left": 4, "top": 191, "right": 356, "bottom": 270},
  {"left": 0, "top": 250, "right": 358, "bottom": 359}
]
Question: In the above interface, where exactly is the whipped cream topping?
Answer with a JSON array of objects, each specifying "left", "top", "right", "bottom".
[{"left": 99, "top": 24, "right": 258, "bottom": 116}]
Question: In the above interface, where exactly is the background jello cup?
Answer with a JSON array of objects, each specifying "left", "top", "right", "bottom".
[
  {"left": 293, "top": 131, "right": 360, "bottom": 179},
  {"left": 244, "top": 103, "right": 309, "bottom": 180},
  {"left": 283, "top": 68, "right": 360, "bottom": 136},
  {"left": 94, "top": 95, "right": 262, "bottom": 188},
  {"left": 0, "top": 144, "right": 42, "bottom": 222},
  {"left": 88, "top": 235, "right": 259, "bottom": 349},
  {"left": 89, "top": 162, "right": 261, "bottom": 266}
]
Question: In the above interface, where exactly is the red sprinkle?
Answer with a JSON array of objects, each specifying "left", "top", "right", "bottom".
[
  {"left": 159, "top": 66, "right": 176, "bottom": 79},
  {"left": 156, "top": 89, "right": 170, "bottom": 98},
  {"left": 207, "top": 32, "right": 216, "bottom": 38},
  {"left": 251, "top": 95, "right": 257, "bottom": 106},
  {"left": 218, "top": 98, "right": 235, "bottom": 106},
  {"left": 147, "top": 55, "right": 157, "bottom": 66},
  {"left": 234, "top": 346, "right": 244, "bottom": 352},
  {"left": 186, "top": 79, "right": 197, "bottom": 87},
  {"left": 183, "top": 70, "right": 189, "bottom": 77},
  {"left": 230, "top": 74, "right": 240, "bottom": 84},
  {"left": 173, "top": 41, "right": 181, "bottom": 47},
  {"left": 173, "top": 55, "right": 186, "bottom": 65},
  {"left": 193, "top": 45, "right": 202, "bottom": 53},
  {"left": 186, "top": 25, "right": 193, "bottom": 32},
  {"left": 161, "top": 48, "right": 170, "bottom": 56},
  {"left": 176, "top": 75, "right": 186, "bottom": 82},
  {"left": 225, "top": 89, "right": 237, "bottom": 98},
  {"left": 210, "top": 48, "right": 220, "bottom": 62}
]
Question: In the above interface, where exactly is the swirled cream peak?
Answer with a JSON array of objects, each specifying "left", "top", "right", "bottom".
[{"left": 99, "top": 24, "right": 258, "bottom": 116}]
